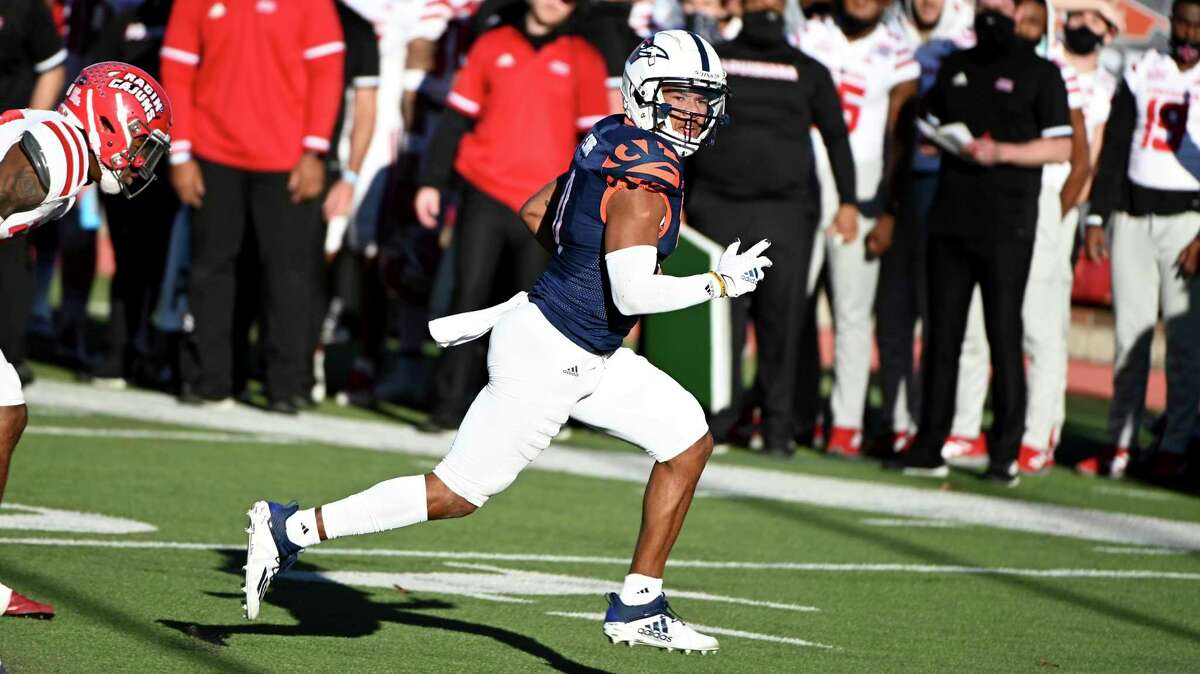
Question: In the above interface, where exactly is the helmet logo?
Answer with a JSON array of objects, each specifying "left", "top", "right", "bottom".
[
  {"left": 107, "top": 72, "right": 165, "bottom": 122},
  {"left": 630, "top": 41, "right": 670, "bottom": 66}
]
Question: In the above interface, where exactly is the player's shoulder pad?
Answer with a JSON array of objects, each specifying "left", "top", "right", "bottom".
[
  {"left": 21, "top": 117, "right": 90, "bottom": 201},
  {"left": 597, "top": 125, "right": 683, "bottom": 194}
]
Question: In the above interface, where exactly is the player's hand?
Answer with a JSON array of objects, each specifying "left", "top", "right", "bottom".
[
  {"left": 170, "top": 160, "right": 205, "bottom": 208},
  {"left": 965, "top": 137, "right": 1001, "bottom": 166},
  {"left": 827, "top": 204, "right": 858, "bottom": 244},
  {"left": 866, "top": 213, "right": 895, "bottom": 258},
  {"left": 323, "top": 179, "right": 354, "bottom": 221},
  {"left": 415, "top": 187, "right": 441, "bottom": 229},
  {"left": 716, "top": 238, "right": 773, "bottom": 298},
  {"left": 1085, "top": 226, "right": 1109, "bottom": 263},
  {"left": 1177, "top": 238, "right": 1200, "bottom": 277},
  {"left": 288, "top": 153, "right": 325, "bottom": 203}
]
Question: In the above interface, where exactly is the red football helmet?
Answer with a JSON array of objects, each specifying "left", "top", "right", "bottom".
[{"left": 58, "top": 61, "right": 172, "bottom": 198}]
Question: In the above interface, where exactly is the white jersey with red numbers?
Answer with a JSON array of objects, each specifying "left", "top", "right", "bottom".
[
  {"left": 1077, "top": 66, "right": 1118, "bottom": 144},
  {"left": 1123, "top": 49, "right": 1200, "bottom": 191},
  {"left": 1041, "top": 43, "right": 1085, "bottom": 189},
  {"left": 795, "top": 17, "right": 919, "bottom": 201},
  {"left": 0, "top": 109, "right": 90, "bottom": 240}
]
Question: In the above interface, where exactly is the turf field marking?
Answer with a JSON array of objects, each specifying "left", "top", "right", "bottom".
[
  {"left": 25, "top": 425, "right": 295, "bottom": 445},
  {"left": 1092, "top": 486, "right": 1176, "bottom": 502},
  {"left": 288, "top": 562, "right": 819, "bottom": 611},
  {"left": 860, "top": 518, "right": 965, "bottom": 528},
  {"left": 0, "top": 504, "right": 156, "bottom": 534},
  {"left": 546, "top": 611, "right": 837, "bottom": 650},
  {"left": 1093, "top": 546, "right": 1190, "bottom": 556},
  {"left": 25, "top": 380, "right": 1200, "bottom": 551},
  {"left": 2, "top": 537, "right": 1199, "bottom": 580}
]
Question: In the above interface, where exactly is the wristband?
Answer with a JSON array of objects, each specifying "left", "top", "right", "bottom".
[
  {"left": 403, "top": 69, "right": 426, "bottom": 93},
  {"left": 1084, "top": 213, "right": 1104, "bottom": 228},
  {"left": 341, "top": 169, "right": 359, "bottom": 186},
  {"left": 708, "top": 271, "right": 727, "bottom": 298}
]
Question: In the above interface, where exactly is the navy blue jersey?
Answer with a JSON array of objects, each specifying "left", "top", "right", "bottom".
[{"left": 529, "top": 115, "right": 685, "bottom": 355}]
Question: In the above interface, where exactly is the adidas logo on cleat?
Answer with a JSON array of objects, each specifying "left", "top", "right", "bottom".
[
  {"left": 637, "top": 616, "right": 672, "bottom": 642},
  {"left": 562, "top": 365, "right": 579, "bottom": 377}
]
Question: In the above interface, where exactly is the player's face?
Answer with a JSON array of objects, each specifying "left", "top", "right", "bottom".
[
  {"left": 661, "top": 87, "right": 712, "bottom": 141},
  {"left": 1172, "top": 3, "right": 1200, "bottom": 45},
  {"left": 1014, "top": 1, "right": 1047, "bottom": 41},
  {"left": 527, "top": 0, "right": 575, "bottom": 29},
  {"left": 913, "top": 0, "right": 945, "bottom": 28},
  {"left": 843, "top": 0, "right": 885, "bottom": 23},
  {"left": 1066, "top": 9, "right": 1110, "bottom": 38}
]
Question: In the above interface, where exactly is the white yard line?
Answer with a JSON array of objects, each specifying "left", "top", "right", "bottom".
[
  {"left": 547, "top": 611, "right": 836, "bottom": 650},
  {"left": 1, "top": 537, "right": 1198, "bottom": 580},
  {"left": 25, "top": 426, "right": 294, "bottom": 444},
  {"left": 860, "top": 518, "right": 965, "bottom": 528},
  {"left": 1093, "top": 546, "right": 1190, "bottom": 556},
  {"left": 22, "top": 380, "right": 1200, "bottom": 550}
]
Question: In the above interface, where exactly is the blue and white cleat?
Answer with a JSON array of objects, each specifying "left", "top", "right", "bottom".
[
  {"left": 602, "top": 592, "right": 719, "bottom": 654},
  {"left": 242, "top": 500, "right": 303, "bottom": 620}
]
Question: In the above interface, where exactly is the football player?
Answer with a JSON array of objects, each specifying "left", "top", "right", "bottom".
[
  {"left": 244, "top": 31, "right": 771, "bottom": 654},
  {"left": 0, "top": 61, "right": 172, "bottom": 618}
]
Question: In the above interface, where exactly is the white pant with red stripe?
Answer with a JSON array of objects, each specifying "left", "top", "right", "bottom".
[{"left": 826, "top": 215, "right": 880, "bottom": 429}]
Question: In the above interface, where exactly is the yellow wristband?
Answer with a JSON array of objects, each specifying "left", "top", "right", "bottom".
[{"left": 709, "top": 271, "right": 727, "bottom": 298}]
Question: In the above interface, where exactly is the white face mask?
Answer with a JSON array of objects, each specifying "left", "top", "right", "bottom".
[{"left": 98, "top": 166, "right": 123, "bottom": 195}]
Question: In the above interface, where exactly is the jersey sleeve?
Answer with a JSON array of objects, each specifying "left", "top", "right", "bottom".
[
  {"left": 446, "top": 33, "right": 492, "bottom": 119},
  {"left": 575, "top": 43, "right": 611, "bottom": 132},
  {"left": 301, "top": 0, "right": 346, "bottom": 154},
  {"left": 599, "top": 136, "right": 684, "bottom": 194},
  {"left": 890, "top": 39, "right": 920, "bottom": 87},
  {"left": 23, "top": 119, "right": 90, "bottom": 201},
  {"left": 25, "top": 0, "right": 66, "bottom": 75},
  {"left": 1058, "top": 61, "right": 1084, "bottom": 111},
  {"left": 161, "top": 0, "right": 205, "bottom": 163}
]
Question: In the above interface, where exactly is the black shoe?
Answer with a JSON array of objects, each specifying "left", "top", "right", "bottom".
[
  {"left": 764, "top": 445, "right": 795, "bottom": 461},
  {"left": 980, "top": 467, "right": 1020, "bottom": 488},
  {"left": 267, "top": 398, "right": 299, "bottom": 415},
  {"left": 883, "top": 452, "right": 949, "bottom": 478}
]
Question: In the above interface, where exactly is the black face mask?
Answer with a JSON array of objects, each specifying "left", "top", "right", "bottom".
[
  {"left": 974, "top": 10, "right": 1016, "bottom": 56},
  {"left": 740, "top": 10, "right": 786, "bottom": 45},
  {"left": 1171, "top": 33, "right": 1200, "bottom": 67},
  {"left": 1064, "top": 24, "right": 1103, "bottom": 55},
  {"left": 803, "top": 1, "right": 834, "bottom": 19},
  {"left": 836, "top": 11, "right": 878, "bottom": 37}
]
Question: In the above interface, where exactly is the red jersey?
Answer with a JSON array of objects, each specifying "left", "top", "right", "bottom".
[
  {"left": 447, "top": 26, "right": 609, "bottom": 212},
  {"left": 160, "top": 0, "right": 345, "bottom": 171}
]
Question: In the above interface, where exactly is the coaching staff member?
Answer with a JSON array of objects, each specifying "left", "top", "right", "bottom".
[
  {"left": 687, "top": 0, "right": 857, "bottom": 456},
  {"left": 162, "top": 0, "right": 345, "bottom": 412},
  {"left": 887, "top": 0, "right": 1070, "bottom": 485}
]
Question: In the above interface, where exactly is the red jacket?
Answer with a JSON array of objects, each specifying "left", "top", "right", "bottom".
[{"left": 160, "top": 0, "right": 345, "bottom": 171}]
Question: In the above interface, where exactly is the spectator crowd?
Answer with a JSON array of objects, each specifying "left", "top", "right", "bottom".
[{"left": 2, "top": 0, "right": 1198, "bottom": 489}]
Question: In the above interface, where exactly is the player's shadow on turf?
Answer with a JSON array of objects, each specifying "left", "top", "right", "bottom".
[{"left": 157, "top": 550, "right": 613, "bottom": 674}]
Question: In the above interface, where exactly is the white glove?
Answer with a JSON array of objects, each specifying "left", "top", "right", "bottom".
[{"left": 713, "top": 239, "right": 772, "bottom": 298}]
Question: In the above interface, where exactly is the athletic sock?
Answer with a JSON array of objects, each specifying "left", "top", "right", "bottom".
[
  {"left": 284, "top": 508, "right": 321, "bottom": 548},
  {"left": 319, "top": 474, "right": 429, "bottom": 540},
  {"left": 619, "top": 573, "right": 663, "bottom": 606}
]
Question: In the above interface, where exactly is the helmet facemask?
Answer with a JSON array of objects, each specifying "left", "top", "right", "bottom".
[
  {"left": 634, "top": 78, "right": 729, "bottom": 157},
  {"left": 98, "top": 118, "right": 170, "bottom": 198}
]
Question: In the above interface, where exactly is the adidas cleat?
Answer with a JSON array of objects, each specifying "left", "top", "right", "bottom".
[
  {"left": 601, "top": 593, "right": 719, "bottom": 654},
  {"left": 242, "top": 500, "right": 303, "bottom": 620}
]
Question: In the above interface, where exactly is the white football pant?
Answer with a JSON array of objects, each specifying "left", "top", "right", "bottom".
[
  {"left": 1107, "top": 211, "right": 1200, "bottom": 454},
  {"left": 0, "top": 347, "right": 24, "bottom": 407},
  {"left": 827, "top": 215, "right": 879, "bottom": 429},
  {"left": 433, "top": 303, "right": 709, "bottom": 507}
]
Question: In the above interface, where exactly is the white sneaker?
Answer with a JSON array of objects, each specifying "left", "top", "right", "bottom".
[
  {"left": 601, "top": 593, "right": 719, "bottom": 654},
  {"left": 242, "top": 500, "right": 303, "bottom": 620}
]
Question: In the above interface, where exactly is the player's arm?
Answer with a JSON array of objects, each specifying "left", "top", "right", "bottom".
[
  {"left": 0, "top": 143, "right": 49, "bottom": 220},
  {"left": 868, "top": 78, "right": 919, "bottom": 257},
  {"left": 1059, "top": 108, "right": 1091, "bottom": 217},
  {"left": 1083, "top": 80, "right": 1136, "bottom": 262},
  {"left": 519, "top": 176, "right": 565, "bottom": 254},
  {"left": 602, "top": 187, "right": 771, "bottom": 316}
]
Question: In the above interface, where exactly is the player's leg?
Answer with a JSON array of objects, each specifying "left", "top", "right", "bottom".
[
  {"left": 1018, "top": 189, "right": 1068, "bottom": 472},
  {"left": 0, "top": 348, "right": 53, "bottom": 619},
  {"left": 242, "top": 303, "right": 596, "bottom": 619},
  {"left": 825, "top": 215, "right": 881, "bottom": 458},
  {"left": 876, "top": 196, "right": 921, "bottom": 450},
  {"left": 978, "top": 237, "right": 1035, "bottom": 480},
  {"left": 571, "top": 350, "right": 718, "bottom": 651},
  {"left": 1151, "top": 212, "right": 1200, "bottom": 475},
  {"left": 1105, "top": 212, "right": 1159, "bottom": 473}
]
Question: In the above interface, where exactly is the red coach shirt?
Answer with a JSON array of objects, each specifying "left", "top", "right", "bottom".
[
  {"left": 447, "top": 26, "right": 609, "bottom": 212},
  {"left": 160, "top": 0, "right": 345, "bottom": 171}
]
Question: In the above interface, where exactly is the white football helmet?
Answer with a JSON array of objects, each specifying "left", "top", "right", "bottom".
[{"left": 621, "top": 30, "right": 729, "bottom": 158}]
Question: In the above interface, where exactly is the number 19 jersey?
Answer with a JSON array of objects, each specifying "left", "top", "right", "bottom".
[
  {"left": 1123, "top": 50, "right": 1200, "bottom": 192},
  {"left": 529, "top": 115, "right": 685, "bottom": 355}
]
